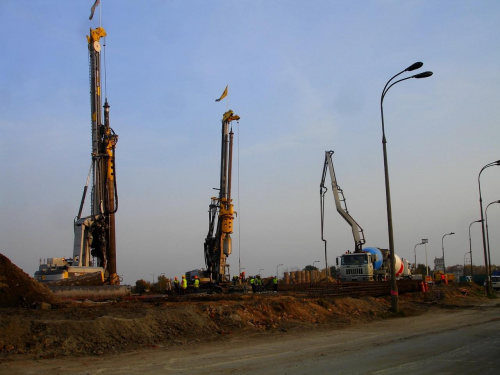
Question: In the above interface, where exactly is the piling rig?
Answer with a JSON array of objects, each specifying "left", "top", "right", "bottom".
[
  {"left": 204, "top": 110, "right": 240, "bottom": 282},
  {"left": 72, "top": 26, "right": 119, "bottom": 285}
]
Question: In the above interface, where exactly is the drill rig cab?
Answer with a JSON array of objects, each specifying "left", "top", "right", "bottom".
[{"left": 204, "top": 110, "right": 240, "bottom": 283}]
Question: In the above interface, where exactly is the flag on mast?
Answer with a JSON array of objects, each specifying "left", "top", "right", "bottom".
[
  {"left": 215, "top": 85, "right": 228, "bottom": 102},
  {"left": 89, "top": 0, "right": 100, "bottom": 20}
]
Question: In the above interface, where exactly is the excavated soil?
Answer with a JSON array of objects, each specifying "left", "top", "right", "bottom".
[{"left": 0, "top": 253, "right": 495, "bottom": 363}]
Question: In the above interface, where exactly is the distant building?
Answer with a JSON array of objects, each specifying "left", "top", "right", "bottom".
[{"left": 434, "top": 257, "right": 445, "bottom": 273}]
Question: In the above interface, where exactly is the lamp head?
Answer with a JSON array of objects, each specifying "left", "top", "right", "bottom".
[
  {"left": 413, "top": 71, "right": 433, "bottom": 79},
  {"left": 450, "top": 232, "right": 455, "bottom": 235},
  {"left": 406, "top": 62, "right": 423, "bottom": 71}
]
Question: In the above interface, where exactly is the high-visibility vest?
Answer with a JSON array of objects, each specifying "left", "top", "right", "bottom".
[
  {"left": 174, "top": 280, "right": 179, "bottom": 285},
  {"left": 273, "top": 278, "right": 278, "bottom": 284},
  {"left": 194, "top": 279, "right": 200, "bottom": 288},
  {"left": 250, "top": 278, "right": 255, "bottom": 284},
  {"left": 181, "top": 279, "right": 187, "bottom": 289}
]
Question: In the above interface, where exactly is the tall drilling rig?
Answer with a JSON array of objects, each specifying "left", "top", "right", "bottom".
[
  {"left": 204, "top": 110, "right": 240, "bottom": 282},
  {"left": 72, "top": 26, "right": 119, "bottom": 285}
]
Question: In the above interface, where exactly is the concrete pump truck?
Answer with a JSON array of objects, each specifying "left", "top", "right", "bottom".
[
  {"left": 203, "top": 110, "right": 240, "bottom": 283},
  {"left": 320, "top": 151, "right": 409, "bottom": 281},
  {"left": 35, "top": 25, "right": 119, "bottom": 285}
]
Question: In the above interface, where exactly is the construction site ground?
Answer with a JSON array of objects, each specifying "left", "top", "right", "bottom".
[{"left": 1, "top": 253, "right": 499, "bottom": 372}]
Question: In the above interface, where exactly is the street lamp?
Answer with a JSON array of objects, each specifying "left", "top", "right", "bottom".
[
  {"left": 276, "top": 264, "right": 283, "bottom": 279},
  {"left": 258, "top": 268, "right": 264, "bottom": 276},
  {"left": 421, "top": 239, "right": 429, "bottom": 276},
  {"left": 469, "top": 219, "right": 483, "bottom": 277},
  {"left": 478, "top": 160, "right": 500, "bottom": 294},
  {"left": 485, "top": 200, "right": 500, "bottom": 283},
  {"left": 150, "top": 273, "right": 155, "bottom": 285},
  {"left": 380, "top": 62, "right": 433, "bottom": 313},
  {"left": 413, "top": 242, "right": 424, "bottom": 272},
  {"left": 441, "top": 232, "right": 455, "bottom": 273},
  {"left": 313, "top": 260, "right": 320, "bottom": 269}
]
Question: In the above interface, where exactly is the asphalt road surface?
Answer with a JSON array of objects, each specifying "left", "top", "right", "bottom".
[{"left": 2, "top": 306, "right": 499, "bottom": 375}]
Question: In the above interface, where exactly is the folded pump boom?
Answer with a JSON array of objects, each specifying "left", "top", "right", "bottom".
[
  {"left": 204, "top": 110, "right": 240, "bottom": 282},
  {"left": 320, "top": 150, "right": 365, "bottom": 253}
]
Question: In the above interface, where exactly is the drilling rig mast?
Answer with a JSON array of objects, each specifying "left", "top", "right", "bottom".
[
  {"left": 72, "top": 26, "right": 119, "bottom": 285},
  {"left": 204, "top": 110, "right": 240, "bottom": 282}
]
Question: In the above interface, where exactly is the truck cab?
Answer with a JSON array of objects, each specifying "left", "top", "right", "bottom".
[
  {"left": 339, "top": 253, "right": 374, "bottom": 281},
  {"left": 492, "top": 275, "right": 500, "bottom": 291}
]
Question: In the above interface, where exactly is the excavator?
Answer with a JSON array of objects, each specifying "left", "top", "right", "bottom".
[
  {"left": 203, "top": 110, "right": 240, "bottom": 283},
  {"left": 35, "top": 24, "right": 119, "bottom": 286}
]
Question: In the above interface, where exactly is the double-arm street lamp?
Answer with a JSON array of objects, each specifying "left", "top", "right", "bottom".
[
  {"left": 380, "top": 62, "right": 433, "bottom": 313},
  {"left": 469, "top": 219, "right": 483, "bottom": 277},
  {"left": 441, "top": 232, "right": 455, "bottom": 273},
  {"left": 478, "top": 160, "right": 500, "bottom": 294}
]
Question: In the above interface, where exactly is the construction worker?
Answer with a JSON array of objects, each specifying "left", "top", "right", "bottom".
[
  {"left": 250, "top": 276, "right": 256, "bottom": 293},
  {"left": 273, "top": 276, "right": 278, "bottom": 292},
  {"left": 256, "top": 275, "right": 262, "bottom": 293},
  {"left": 181, "top": 275, "right": 187, "bottom": 295},
  {"left": 173, "top": 276, "right": 180, "bottom": 294},
  {"left": 194, "top": 275, "right": 200, "bottom": 293}
]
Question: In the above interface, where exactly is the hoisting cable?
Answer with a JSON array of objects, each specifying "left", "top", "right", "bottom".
[
  {"left": 237, "top": 120, "right": 241, "bottom": 275},
  {"left": 76, "top": 161, "right": 93, "bottom": 221}
]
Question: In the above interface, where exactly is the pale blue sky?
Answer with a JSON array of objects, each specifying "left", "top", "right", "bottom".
[{"left": 1, "top": 1, "right": 499, "bottom": 284}]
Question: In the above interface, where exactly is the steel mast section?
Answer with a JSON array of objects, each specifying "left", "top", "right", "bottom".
[
  {"left": 204, "top": 110, "right": 240, "bottom": 282},
  {"left": 73, "top": 26, "right": 119, "bottom": 285},
  {"left": 320, "top": 151, "right": 365, "bottom": 253}
]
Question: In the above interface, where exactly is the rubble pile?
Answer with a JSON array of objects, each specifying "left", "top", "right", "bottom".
[{"left": 0, "top": 253, "right": 60, "bottom": 308}]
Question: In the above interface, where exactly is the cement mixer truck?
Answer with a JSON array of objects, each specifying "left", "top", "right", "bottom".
[
  {"left": 320, "top": 151, "right": 411, "bottom": 282},
  {"left": 337, "top": 247, "right": 411, "bottom": 281}
]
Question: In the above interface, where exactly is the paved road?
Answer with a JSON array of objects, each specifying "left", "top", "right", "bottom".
[{"left": 2, "top": 306, "right": 499, "bottom": 374}]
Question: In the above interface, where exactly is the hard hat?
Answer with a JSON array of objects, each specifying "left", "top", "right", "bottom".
[
  {"left": 175, "top": 276, "right": 178, "bottom": 280},
  {"left": 195, "top": 276, "right": 198, "bottom": 279},
  {"left": 182, "top": 275, "right": 185, "bottom": 278}
]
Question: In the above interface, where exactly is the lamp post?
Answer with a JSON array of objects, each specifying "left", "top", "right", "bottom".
[
  {"left": 469, "top": 219, "right": 483, "bottom": 277},
  {"left": 276, "top": 264, "right": 283, "bottom": 279},
  {"left": 413, "top": 242, "right": 424, "bottom": 272},
  {"left": 441, "top": 232, "right": 455, "bottom": 273},
  {"left": 422, "top": 239, "right": 429, "bottom": 276},
  {"left": 478, "top": 160, "right": 500, "bottom": 294},
  {"left": 380, "top": 62, "right": 433, "bottom": 313},
  {"left": 150, "top": 273, "right": 155, "bottom": 285},
  {"left": 485, "top": 200, "right": 500, "bottom": 282},
  {"left": 258, "top": 268, "right": 264, "bottom": 276}
]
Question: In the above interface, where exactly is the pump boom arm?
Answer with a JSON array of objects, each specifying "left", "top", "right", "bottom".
[{"left": 320, "top": 150, "right": 365, "bottom": 253}]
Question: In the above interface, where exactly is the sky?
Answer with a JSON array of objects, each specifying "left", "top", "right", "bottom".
[{"left": 1, "top": 1, "right": 500, "bottom": 285}]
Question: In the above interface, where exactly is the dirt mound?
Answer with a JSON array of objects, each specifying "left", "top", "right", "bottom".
[
  {"left": 0, "top": 282, "right": 494, "bottom": 361},
  {"left": 0, "top": 253, "right": 60, "bottom": 308}
]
